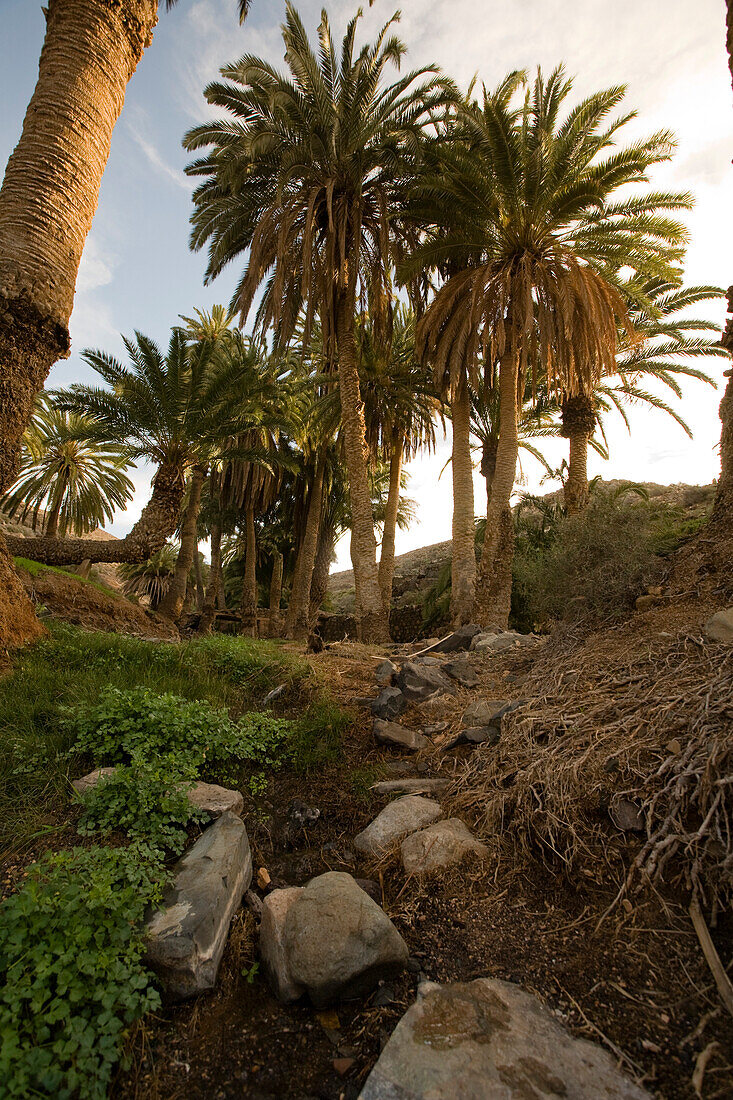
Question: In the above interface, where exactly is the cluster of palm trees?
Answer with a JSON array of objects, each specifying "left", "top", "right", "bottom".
[{"left": 0, "top": 2, "right": 729, "bottom": 648}]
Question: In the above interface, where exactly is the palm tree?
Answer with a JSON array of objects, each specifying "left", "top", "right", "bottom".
[
  {"left": 118, "top": 543, "right": 178, "bottom": 611},
  {"left": 1, "top": 396, "right": 134, "bottom": 538},
  {"left": 183, "top": 4, "right": 453, "bottom": 643},
  {"left": 0, "top": 0, "right": 250, "bottom": 648},
  {"left": 410, "top": 68, "right": 691, "bottom": 628}
]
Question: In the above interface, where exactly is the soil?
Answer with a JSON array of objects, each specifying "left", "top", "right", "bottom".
[{"left": 114, "top": 622, "right": 733, "bottom": 1100}]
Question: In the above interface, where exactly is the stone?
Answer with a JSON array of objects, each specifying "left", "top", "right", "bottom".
[
  {"left": 461, "top": 698, "right": 519, "bottom": 727},
  {"left": 359, "top": 979, "right": 651, "bottom": 1100},
  {"left": 288, "top": 799, "right": 321, "bottom": 828},
  {"left": 400, "top": 819, "right": 489, "bottom": 876},
  {"left": 472, "top": 631, "right": 536, "bottom": 653},
  {"left": 610, "top": 797, "right": 645, "bottom": 833},
  {"left": 635, "top": 594, "right": 662, "bottom": 611},
  {"left": 284, "top": 872, "right": 409, "bottom": 1007},
  {"left": 145, "top": 811, "right": 252, "bottom": 1000},
  {"left": 259, "top": 887, "right": 306, "bottom": 1003},
  {"left": 354, "top": 796, "right": 443, "bottom": 858},
  {"left": 422, "top": 721, "right": 449, "bottom": 736},
  {"left": 371, "top": 687, "right": 408, "bottom": 721},
  {"left": 372, "top": 778, "right": 450, "bottom": 797},
  {"left": 355, "top": 878, "right": 382, "bottom": 904},
  {"left": 424, "top": 624, "right": 483, "bottom": 654},
  {"left": 397, "top": 661, "right": 456, "bottom": 703},
  {"left": 441, "top": 660, "right": 479, "bottom": 688},
  {"left": 704, "top": 607, "right": 733, "bottom": 644},
  {"left": 187, "top": 781, "right": 244, "bottom": 818},
  {"left": 71, "top": 766, "right": 116, "bottom": 795},
  {"left": 373, "top": 719, "right": 429, "bottom": 752},
  {"left": 375, "top": 659, "right": 399, "bottom": 687},
  {"left": 443, "top": 725, "right": 501, "bottom": 751}
]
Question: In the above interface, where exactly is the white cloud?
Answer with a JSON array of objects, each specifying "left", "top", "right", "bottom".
[{"left": 125, "top": 111, "right": 193, "bottom": 192}]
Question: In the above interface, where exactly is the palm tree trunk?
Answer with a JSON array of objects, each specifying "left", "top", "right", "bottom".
[
  {"left": 159, "top": 464, "right": 206, "bottom": 622},
  {"left": 481, "top": 438, "right": 498, "bottom": 507},
  {"left": 309, "top": 524, "right": 335, "bottom": 627},
  {"left": 4, "top": 460, "right": 184, "bottom": 565},
  {"left": 285, "top": 452, "right": 325, "bottom": 640},
  {"left": 450, "top": 373, "right": 477, "bottom": 627},
  {"left": 268, "top": 550, "right": 284, "bottom": 637},
  {"left": 335, "top": 293, "right": 390, "bottom": 644},
  {"left": 714, "top": 283, "right": 733, "bottom": 526},
  {"left": 564, "top": 430, "right": 590, "bottom": 515},
  {"left": 378, "top": 433, "right": 403, "bottom": 612},
  {"left": 194, "top": 543, "right": 205, "bottom": 613},
  {"left": 240, "top": 504, "right": 257, "bottom": 638},
  {"left": 474, "top": 348, "right": 518, "bottom": 629},
  {"left": 44, "top": 487, "right": 65, "bottom": 539},
  {"left": 199, "top": 517, "right": 222, "bottom": 635}
]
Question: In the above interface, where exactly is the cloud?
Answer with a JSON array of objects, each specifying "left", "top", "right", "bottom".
[
  {"left": 76, "top": 236, "right": 114, "bottom": 293},
  {"left": 125, "top": 114, "right": 193, "bottom": 192}
]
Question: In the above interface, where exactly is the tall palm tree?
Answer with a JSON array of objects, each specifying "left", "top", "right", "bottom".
[
  {"left": 1, "top": 396, "right": 135, "bottom": 538},
  {"left": 118, "top": 543, "right": 179, "bottom": 611},
  {"left": 183, "top": 4, "right": 453, "bottom": 642},
  {"left": 410, "top": 68, "right": 691, "bottom": 628},
  {"left": 0, "top": 0, "right": 250, "bottom": 648}
]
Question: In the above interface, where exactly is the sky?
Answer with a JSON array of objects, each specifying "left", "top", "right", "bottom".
[{"left": 2, "top": 0, "right": 732, "bottom": 570}]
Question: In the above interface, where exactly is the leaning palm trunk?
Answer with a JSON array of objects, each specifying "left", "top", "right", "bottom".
[
  {"left": 199, "top": 517, "right": 222, "bottom": 635},
  {"left": 4, "top": 461, "right": 184, "bottom": 565},
  {"left": 285, "top": 452, "right": 325, "bottom": 640},
  {"left": 240, "top": 504, "right": 257, "bottom": 638},
  {"left": 335, "top": 293, "right": 390, "bottom": 643},
  {"left": 450, "top": 375, "right": 477, "bottom": 627},
  {"left": 481, "top": 438, "right": 498, "bottom": 508},
  {"left": 159, "top": 465, "right": 206, "bottom": 622},
  {"left": 561, "top": 393, "right": 595, "bottom": 515},
  {"left": 309, "top": 524, "right": 335, "bottom": 627},
  {"left": 194, "top": 547, "right": 205, "bottom": 613},
  {"left": 378, "top": 433, "right": 404, "bottom": 611},
  {"left": 474, "top": 349, "right": 519, "bottom": 629},
  {"left": 268, "top": 550, "right": 284, "bottom": 637}
]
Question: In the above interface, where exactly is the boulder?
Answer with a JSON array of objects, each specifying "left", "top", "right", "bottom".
[
  {"left": 704, "top": 607, "right": 733, "bottom": 644},
  {"left": 374, "top": 718, "right": 429, "bottom": 752},
  {"left": 443, "top": 725, "right": 501, "bottom": 751},
  {"left": 359, "top": 979, "right": 650, "bottom": 1100},
  {"left": 375, "top": 659, "right": 399, "bottom": 687},
  {"left": 145, "top": 811, "right": 252, "bottom": 999},
  {"left": 372, "top": 778, "right": 450, "bottom": 797},
  {"left": 260, "top": 887, "right": 305, "bottom": 1003},
  {"left": 371, "top": 686, "right": 408, "bottom": 721},
  {"left": 187, "top": 781, "right": 244, "bottom": 818},
  {"left": 397, "top": 661, "right": 455, "bottom": 703},
  {"left": 424, "top": 624, "right": 483, "bottom": 654},
  {"left": 461, "top": 698, "right": 522, "bottom": 728},
  {"left": 441, "top": 660, "right": 479, "bottom": 688},
  {"left": 472, "top": 631, "right": 536, "bottom": 653},
  {"left": 284, "top": 872, "right": 409, "bottom": 1007},
  {"left": 401, "top": 819, "right": 489, "bottom": 876},
  {"left": 354, "top": 796, "right": 443, "bottom": 858},
  {"left": 71, "top": 766, "right": 116, "bottom": 795}
]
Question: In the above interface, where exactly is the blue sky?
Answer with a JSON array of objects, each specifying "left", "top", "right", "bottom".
[{"left": 2, "top": 0, "right": 732, "bottom": 566}]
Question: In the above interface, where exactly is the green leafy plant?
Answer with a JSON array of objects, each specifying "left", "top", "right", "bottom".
[{"left": 0, "top": 844, "right": 164, "bottom": 1099}]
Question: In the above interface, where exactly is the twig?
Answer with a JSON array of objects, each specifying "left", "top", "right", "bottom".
[
  {"left": 689, "top": 898, "right": 733, "bottom": 1019},
  {"left": 692, "top": 1041, "right": 720, "bottom": 1097}
]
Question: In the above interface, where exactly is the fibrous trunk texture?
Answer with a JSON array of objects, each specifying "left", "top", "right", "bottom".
[
  {"left": 309, "top": 524, "right": 335, "bottom": 627},
  {"left": 450, "top": 374, "right": 477, "bottom": 627},
  {"left": 474, "top": 348, "right": 518, "bottom": 629},
  {"left": 240, "top": 505, "right": 257, "bottom": 638},
  {"left": 4, "top": 462, "right": 184, "bottom": 565},
  {"left": 199, "top": 519, "right": 222, "bottom": 635},
  {"left": 194, "top": 547, "right": 205, "bottom": 613},
  {"left": 561, "top": 394, "right": 595, "bottom": 515},
  {"left": 268, "top": 550, "right": 284, "bottom": 637},
  {"left": 286, "top": 452, "right": 325, "bottom": 640},
  {"left": 335, "top": 292, "right": 390, "bottom": 643},
  {"left": 159, "top": 465, "right": 205, "bottom": 622},
  {"left": 481, "top": 438, "right": 497, "bottom": 508},
  {"left": 714, "top": 285, "right": 733, "bottom": 528},
  {"left": 0, "top": 540, "right": 46, "bottom": 652},
  {"left": 378, "top": 434, "right": 403, "bottom": 612}
]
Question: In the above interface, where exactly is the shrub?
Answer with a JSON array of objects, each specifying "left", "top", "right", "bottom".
[{"left": 0, "top": 844, "right": 163, "bottom": 1099}]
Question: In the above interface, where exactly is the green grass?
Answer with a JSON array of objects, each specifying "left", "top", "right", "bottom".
[
  {"left": 13, "top": 556, "right": 121, "bottom": 599},
  {"left": 0, "top": 623, "right": 325, "bottom": 858}
]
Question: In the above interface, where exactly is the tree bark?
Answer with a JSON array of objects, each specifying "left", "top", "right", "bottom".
[
  {"left": 564, "top": 430, "right": 590, "bottom": 514},
  {"left": 268, "top": 550, "right": 284, "bottom": 637},
  {"left": 378, "top": 433, "right": 403, "bottom": 612},
  {"left": 194, "top": 544, "right": 205, "bottom": 613},
  {"left": 285, "top": 451, "right": 325, "bottom": 640},
  {"left": 4, "top": 460, "right": 184, "bottom": 564},
  {"left": 474, "top": 347, "right": 518, "bottom": 629},
  {"left": 44, "top": 487, "right": 64, "bottom": 539},
  {"left": 481, "top": 437, "right": 497, "bottom": 507},
  {"left": 450, "top": 373, "right": 477, "bottom": 627},
  {"left": 240, "top": 504, "right": 257, "bottom": 638},
  {"left": 159, "top": 465, "right": 206, "bottom": 622},
  {"left": 714, "top": 284, "right": 733, "bottom": 527},
  {"left": 199, "top": 518, "right": 222, "bottom": 635},
  {"left": 335, "top": 291, "right": 390, "bottom": 643},
  {"left": 309, "top": 524, "right": 335, "bottom": 626}
]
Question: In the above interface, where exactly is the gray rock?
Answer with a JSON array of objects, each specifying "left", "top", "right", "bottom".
[
  {"left": 443, "top": 725, "right": 501, "bottom": 750},
  {"left": 461, "top": 698, "right": 522, "bottom": 728},
  {"left": 441, "top": 660, "right": 479, "bottom": 688},
  {"left": 355, "top": 878, "right": 382, "bottom": 904},
  {"left": 374, "top": 718, "right": 429, "bottom": 752},
  {"left": 375, "top": 659, "right": 399, "bottom": 686},
  {"left": 401, "top": 819, "right": 489, "bottom": 876},
  {"left": 72, "top": 766, "right": 116, "bottom": 795},
  {"left": 610, "top": 797, "right": 645, "bottom": 833},
  {"left": 187, "top": 781, "right": 244, "bottom": 818},
  {"left": 372, "top": 778, "right": 450, "bottom": 797},
  {"left": 284, "top": 872, "right": 409, "bottom": 1007},
  {"left": 288, "top": 799, "right": 321, "bottom": 828},
  {"left": 259, "top": 887, "right": 305, "bottom": 1003},
  {"left": 359, "top": 978, "right": 651, "bottom": 1100},
  {"left": 371, "top": 686, "right": 408, "bottom": 721},
  {"left": 145, "top": 811, "right": 252, "bottom": 999},
  {"left": 704, "top": 607, "right": 733, "bottom": 643},
  {"left": 397, "top": 661, "right": 456, "bottom": 703},
  {"left": 354, "top": 796, "right": 443, "bottom": 858},
  {"left": 473, "top": 631, "right": 536, "bottom": 653},
  {"left": 425, "top": 624, "right": 483, "bottom": 654}
]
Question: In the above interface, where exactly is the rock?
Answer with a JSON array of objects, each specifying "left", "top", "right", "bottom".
[
  {"left": 704, "top": 607, "right": 733, "bottom": 643},
  {"left": 472, "top": 631, "right": 536, "bottom": 653},
  {"left": 610, "top": 797, "right": 645, "bottom": 833},
  {"left": 359, "top": 978, "right": 651, "bottom": 1100},
  {"left": 262, "top": 682, "right": 287, "bottom": 706},
  {"left": 371, "top": 778, "right": 450, "bottom": 797},
  {"left": 260, "top": 887, "right": 305, "bottom": 1003},
  {"left": 375, "top": 659, "right": 399, "bottom": 687},
  {"left": 187, "top": 781, "right": 244, "bottom": 818},
  {"left": 422, "top": 721, "right": 449, "bottom": 736},
  {"left": 355, "top": 878, "right": 382, "bottom": 904},
  {"left": 354, "top": 796, "right": 443, "bottom": 858},
  {"left": 423, "top": 624, "right": 483, "bottom": 654},
  {"left": 635, "top": 594, "right": 662, "bottom": 611},
  {"left": 371, "top": 686, "right": 408, "bottom": 721},
  {"left": 461, "top": 698, "right": 521, "bottom": 727},
  {"left": 373, "top": 718, "right": 429, "bottom": 752},
  {"left": 383, "top": 759, "right": 417, "bottom": 775},
  {"left": 400, "top": 819, "right": 489, "bottom": 876},
  {"left": 71, "top": 766, "right": 116, "bottom": 795},
  {"left": 244, "top": 889, "right": 263, "bottom": 919},
  {"left": 441, "top": 660, "right": 479, "bottom": 688},
  {"left": 443, "top": 725, "right": 501, "bottom": 750},
  {"left": 284, "top": 872, "right": 409, "bottom": 1007},
  {"left": 145, "top": 812, "right": 252, "bottom": 1000},
  {"left": 288, "top": 799, "right": 321, "bottom": 828},
  {"left": 397, "top": 661, "right": 456, "bottom": 703}
]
